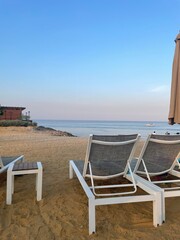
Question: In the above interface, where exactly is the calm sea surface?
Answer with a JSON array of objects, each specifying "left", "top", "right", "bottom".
[{"left": 34, "top": 120, "right": 180, "bottom": 139}]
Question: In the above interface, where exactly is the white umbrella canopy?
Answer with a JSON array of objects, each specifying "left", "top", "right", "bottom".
[{"left": 168, "top": 33, "right": 180, "bottom": 125}]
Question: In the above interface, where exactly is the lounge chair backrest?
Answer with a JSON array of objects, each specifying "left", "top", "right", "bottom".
[
  {"left": 0, "top": 155, "right": 24, "bottom": 174},
  {"left": 135, "top": 134, "right": 180, "bottom": 175},
  {"left": 83, "top": 134, "right": 140, "bottom": 178}
]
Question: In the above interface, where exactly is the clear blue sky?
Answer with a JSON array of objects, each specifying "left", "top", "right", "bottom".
[{"left": 0, "top": 0, "right": 179, "bottom": 121}]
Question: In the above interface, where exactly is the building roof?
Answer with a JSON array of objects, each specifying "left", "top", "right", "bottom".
[{"left": 0, "top": 106, "right": 26, "bottom": 110}]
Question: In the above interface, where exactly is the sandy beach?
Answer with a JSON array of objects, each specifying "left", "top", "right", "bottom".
[{"left": 1, "top": 127, "right": 180, "bottom": 240}]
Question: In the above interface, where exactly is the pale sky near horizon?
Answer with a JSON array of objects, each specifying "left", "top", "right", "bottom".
[{"left": 0, "top": 0, "right": 179, "bottom": 121}]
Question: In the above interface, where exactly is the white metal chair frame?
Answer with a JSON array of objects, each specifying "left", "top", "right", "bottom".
[
  {"left": 85, "top": 135, "right": 139, "bottom": 197},
  {"left": 69, "top": 134, "right": 163, "bottom": 234},
  {"left": 134, "top": 134, "right": 180, "bottom": 222}
]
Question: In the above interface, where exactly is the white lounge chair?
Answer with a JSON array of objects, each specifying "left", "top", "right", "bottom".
[
  {"left": 133, "top": 134, "right": 180, "bottom": 222},
  {"left": 69, "top": 134, "right": 163, "bottom": 234},
  {"left": 0, "top": 155, "right": 24, "bottom": 174}
]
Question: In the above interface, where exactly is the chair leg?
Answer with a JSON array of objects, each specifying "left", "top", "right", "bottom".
[
  {"left": 89, "top": 199, "right": 95, "bottom": 234},
  {"left": 162, "top": 195, "right": 165, "bottom": 222},
  {"left": 6, "top": 171, "right": 13, "bottom": 205},
  {"left": 69, "top": 162, "right": 73, "bottom": 179},
  {"left": 153, "top": 191, "right": 162, "bottom": 226},
  {"left": 12, "top": 175, "right": 14, "bottom": 194},
  {"left": 36, "top": 168, "right": 43, "bottom": 201},
  {"left": 36, "top": 173, "right": 37, "bottom": 191}
]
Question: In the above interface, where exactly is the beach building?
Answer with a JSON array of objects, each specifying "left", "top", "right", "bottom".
[{"left": 0, "top": 106, "right": 25, "bottom": 120}]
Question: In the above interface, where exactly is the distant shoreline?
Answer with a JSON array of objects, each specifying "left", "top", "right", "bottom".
[{"left": 34, "top": 119, "right": 180, "bottom": 138}]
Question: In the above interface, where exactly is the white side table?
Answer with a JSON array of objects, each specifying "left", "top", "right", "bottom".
[{"left": 6, "top": 162, "right": 43, "bottom": 205}]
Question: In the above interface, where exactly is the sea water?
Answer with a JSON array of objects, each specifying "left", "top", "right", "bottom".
[{"left": 34, "top": 120, "right": 180, "bottom": 139}]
